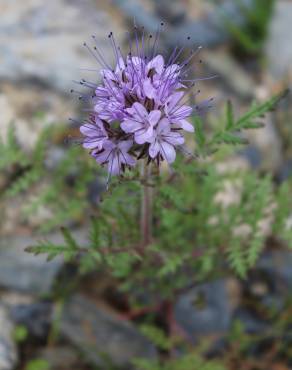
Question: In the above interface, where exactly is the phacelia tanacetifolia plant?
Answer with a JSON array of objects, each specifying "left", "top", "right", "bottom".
[
  {"left": 25, "top": 21, "right": 290, "bottom": 367},
  {"left": 72, "top": 24, "right": 211, "bottom": 182}
]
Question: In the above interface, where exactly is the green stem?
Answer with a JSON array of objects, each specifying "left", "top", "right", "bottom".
[{"left": 141, "top": 160, "right": 153, "bottom": 248}]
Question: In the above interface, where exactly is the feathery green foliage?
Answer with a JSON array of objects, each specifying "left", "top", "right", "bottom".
[
  {"left": 25, "top": 92, "right": 291, "bottom": 291},
  {"left": 14, "top": 91, "right": 291, "bottom": 369},
  {"left": 134, "top": 355, "right": 226, "bottom": 370},
  {"left": 195, "top": 90, "right": 289, "bottom": 155},
  {"left": 0, "top": 125, "right": 30, "bottom": 170},
  {"left": 0, "top": 124, "right": 97, "bottom": 231},
  {"left": 219, "top": 0, "right": 275, "bottom": 56},
  {"left": 134, "top": 352, "right": 226, "bottom": 370}
]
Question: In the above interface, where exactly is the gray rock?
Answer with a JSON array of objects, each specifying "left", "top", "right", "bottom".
[
  {"left": 168, "top": 0, "right": 255, "bottom": 48},
  {"left": 232, "top": 308, "right": 269, "bottom": 334},
  {"left": 0, "top": 305, "right": 18, "bottom": 370},
  {"left": 240, "top": 146, "right": 262, "bottom": 169},
  {"left": 203, "top": 51, "right": 256, "bottom": 99},
  {"left": 174, "top": 279, "right": 232, "bottom": 339},
  {"left": 266, "top": 1, "right": 292, "bottom": 79},
  {"left": 10, "top": 301, "right": 52, "bottom": 339},
  {"left": 245, "top": 116, "right": 283, "bottom": 173},
  {"left": 60, "top": 295, "right": 157, "bottom": 368},
  {"left": 1, "top": 292, "right": 52, "bottom": 339},
  {"left": 37, "top": 347, "right": 79, "bottom": 370},
  {"left": 0, "top": 235, "right": 64, "bottom": 295},
  {"left": 113, "top": 0, "right": 161, "bottom": 35},
  {"left": 258, "top": 250, "right": 292, "bottom": 291},
  {"left": 0, "top": 0, "right": 124, "bottom": 94},
  {"left": 113, "top": 0, "right": 254, "bottom": 48},
  {"left": 0, "top": 230, "right": 87, "bottom": 295},
  {"left": 0, "top": 84, "right": 75, "bottom": 152},
  {"left": 155, "top": 0, "right": 186, "bottom": 25},
  {"left": 236, "top": 251, "right": 292, "bottom": 318},
  {"left": 277, "top": 159, "right": 292, "bottom": 183}
]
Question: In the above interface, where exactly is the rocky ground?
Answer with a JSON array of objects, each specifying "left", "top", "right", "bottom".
[{"left": 0, "top": 0, "right": 292, "bottom": 369}]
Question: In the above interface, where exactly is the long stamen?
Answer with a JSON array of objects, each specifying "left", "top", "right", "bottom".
[
  {"left": 83, "top": 42, "right": 106, "bottom": 69},
  {"left": 70, "top": 89, "right": 94, "bottom": 101},
  {"left": 75, "top": 21, "right": 212, "bottom": 180},
  {"left": 150, "top": 22, "right": 164, "bottom": 60},
  {"left": 109, "top": 32, "right": 123, "bottom": 72},
  {"left": 91, "top": 35, "right": 112, "bottom": 70}
]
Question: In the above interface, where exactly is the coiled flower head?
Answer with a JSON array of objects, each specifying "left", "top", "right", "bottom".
[{"left": 72, "top": 24, "right": 212, "bottom": 180}]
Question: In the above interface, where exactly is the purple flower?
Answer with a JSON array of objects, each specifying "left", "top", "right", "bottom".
[
  {"left": 122, "top": 103, "right": 161, "bottom": 144},
  {"left": 94, "top": 140, "right": 136, "bottom": 176},
  {"left": 165, "top": 92, "right": 194, "bottom": 132},
  {"left": 148, "top": 119, "right": 185, "bottom": 163},
  {"left": 74, "top": 24, "right": 212, "bottom": 179},
  {"left": 146, "top": 55, "right": 164, "bottom": 75},
  {"left": 80, "top": 117, "right": 108, "bottom": 150}
]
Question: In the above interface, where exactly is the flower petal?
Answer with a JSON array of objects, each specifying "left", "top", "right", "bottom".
[
  {"left": 108, "top": 154, "right": 121, "bottom": 175},
  {"left": 103, "top": 140, "right": 116, "bottom": 151},
  {"left": 121, "top": 152, "right": 136, "bottom": 166},
  {"left": 143, "top": 79, "right": 156, "bottom": 99},
  {"left": 149, "top": 140, "right": 160, "bottom": 158},
  {"left": 179, "top": 119, "right": 194, "bottom": 132},
  {"left": 94, "top": 117, "right": 105, "bottom": 128},
  {"left": 121, "top": 119, "right": 142, "bottom": 133},
  {"left": 165, "top": 64, "right": 179, "bottom": 78},
  {"left": 164, "top": 132, "right": 185, "bottom": 146},
  {"left": 131, "top": 102, "right": 148, "bottom": 119},
  {"left": 83, "top": 138, "right": 104, "bottom": 149},
  {"left": 115, "top": 56, "right": 126, "bottom": 74},
  {"left": 173, "top": 105, "right": 193, "bottom": 119},
  {"left": 95, "top": 87, "right": 109, "bottom": 98},
  {"left": 148, "top": 110, "right": 161, "bottom": 126},
  {"left": 165, "top": 92, "right": 184, "bottom": 113},
  {"left": 95, "top": 149, "right": 112, "bottom": 164},
  {"left": 157, "top": 118, "right": 170, "bottom": 134},
  {"left": 147, "top": 55, "right": 164, "bottom": 75},
  {"left": 129, "top": 56, "right": 144, "bottom": 68},
  {"left": 160, "top": 142, "right": 176, "bottom": 163},
  {"left": 101, "top": 69, "right": 116, "bottom": 81},
  {"left": 118, "top": 140, "right": 133, "bottom": 152},
  {"left": 80, "top": 124, "right": 98, "bottom": 137},
  {"left": 135, "top": 126, "right": 153, "bottom": 144}
]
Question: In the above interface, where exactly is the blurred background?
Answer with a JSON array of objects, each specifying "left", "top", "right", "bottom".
[{"left": 0, "top": 1, "right": 292, "bottom": 369}]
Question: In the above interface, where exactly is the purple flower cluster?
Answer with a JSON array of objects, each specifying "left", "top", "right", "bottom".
[{"left": 75, "top": 25, "right": 210, "bottom": 178}]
